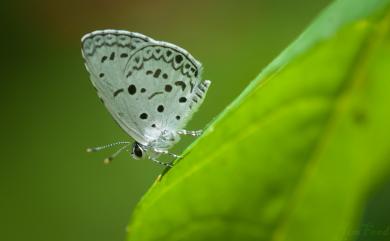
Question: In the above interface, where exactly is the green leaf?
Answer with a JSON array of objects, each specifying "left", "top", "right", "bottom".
[{"left": 127, "top": 0, "right": 390, "bottom": 240}]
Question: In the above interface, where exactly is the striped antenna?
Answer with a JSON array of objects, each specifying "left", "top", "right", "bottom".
[
  {"left": 103, "top": 143, "right": 131, "bottom": 164},
  {"left": 86, "top": 141, "right": 130, "bottom": 153}
]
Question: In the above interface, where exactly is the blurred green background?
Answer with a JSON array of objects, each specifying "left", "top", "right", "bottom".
[{"left": 5, "top": 0, "right": 388, "bottom": 241}]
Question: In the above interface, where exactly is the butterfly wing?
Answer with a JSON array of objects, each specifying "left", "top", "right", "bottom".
[
  {"left": 81, "top": 30, "right": 153, "bottom": 144},
  {"left": 81, "top": 30, "right": 211, "bottom": 147},
  {"left": 121, "top": 42, "right": 210, "bottom": 145}
]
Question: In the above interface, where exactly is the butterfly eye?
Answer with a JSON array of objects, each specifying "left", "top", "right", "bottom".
[{"left": 131, "top": 142, "right": 144, "bottom": 160}]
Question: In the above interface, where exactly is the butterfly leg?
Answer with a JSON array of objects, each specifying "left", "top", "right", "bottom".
[
  {"left": 177, "top": 129, "right": 203, "bottom": 136},
  {"left": 148, "top": 156, "right": 174, "bottom": 167},
  {"left": 152, "top": 148, "right": 182, "bottom": 159}
]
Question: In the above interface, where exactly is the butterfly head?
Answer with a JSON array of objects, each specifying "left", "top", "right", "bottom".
[{"left": 131, "top": 142, "right": 145, "bottom": 160}]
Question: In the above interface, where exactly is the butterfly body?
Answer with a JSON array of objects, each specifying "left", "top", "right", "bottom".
[{"left": 81, "top": 30, "right": 210, "bottom": 166}]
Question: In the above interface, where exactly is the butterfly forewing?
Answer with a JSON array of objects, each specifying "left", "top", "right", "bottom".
[{"left": 82, "top": 30, "right": 152, "bottom": 143}]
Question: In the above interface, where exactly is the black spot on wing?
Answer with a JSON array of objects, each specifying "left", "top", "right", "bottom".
[
  {"left": 175, "top": 55, "right": 183, "bottom": 63},
  {"left": 128, "top": 84, "right": 136, "bottom": 95},
  {"left": 109, "top": 52, "right": 115, "bottom": 60},
  {"left": 113, "top": 88, "right": 124, "bottom": 97},
  {"left": 120, "top": 53, "right": 128, "bottom": 58},
  {"left": 165, "top": 85, "right": 172, "bottom": 92},
  {"left": 153, "top": 69, "right": 161, "bottom": 78},
  {"left": 140, "top": 113, "right": 148, "bottom": 119},
  {"left": 189, "top": 81, "right": 195, "bottom": 92},
  {"left": 198, "top": 83, "right": 206, "bottom": 92},
  {"left": 175, "top": 81, "right": 186, "bottom": 91},
  {"left": 157, "top": 105, "right": 164, "bottom": 112},
  {"left": 148, "top": 91, "right": 163, "bottom": 100}
]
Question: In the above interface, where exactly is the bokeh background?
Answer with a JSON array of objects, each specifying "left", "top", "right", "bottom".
[{"left": 3, "top": 1, "right": 388, "bottom": 241}]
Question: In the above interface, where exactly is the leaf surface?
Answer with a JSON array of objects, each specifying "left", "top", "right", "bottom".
[{"left": 127, "top": 0, "right": 390, "bottom": 240}]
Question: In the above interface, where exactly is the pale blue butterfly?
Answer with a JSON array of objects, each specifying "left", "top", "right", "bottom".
[{"left": 81, "top": 30, "right": 211, "bottom": 167}]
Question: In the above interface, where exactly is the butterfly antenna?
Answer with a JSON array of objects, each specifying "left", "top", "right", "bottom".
[
  {"left": 103, "top": 143, "right": 131, "bottom": 164},
  {"left": 86, "top": 141, "right": 131, "bottom": 153}
]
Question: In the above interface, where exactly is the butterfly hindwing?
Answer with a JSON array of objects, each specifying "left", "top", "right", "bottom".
[{"left": 120, "top": 44, "right": 210, "bottom": 142}]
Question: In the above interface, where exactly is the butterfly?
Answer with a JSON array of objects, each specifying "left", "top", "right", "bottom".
[{"left": 81, "top": 30, "right": 211, "bottom": 167}]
